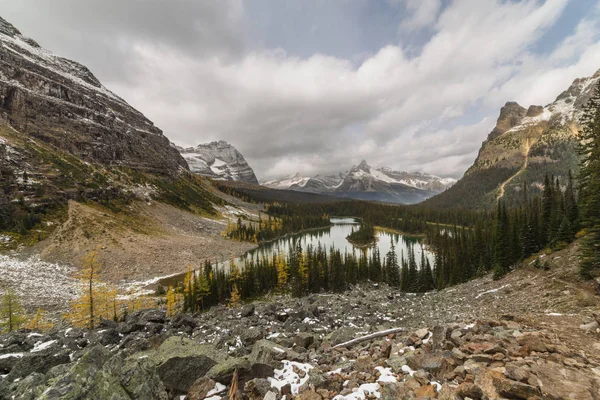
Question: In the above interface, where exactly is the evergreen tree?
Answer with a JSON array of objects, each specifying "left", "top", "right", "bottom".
[
  {"left": 578, "top": 80, "right": 600, "bottom": 277},
  {"left": 0, "top": 289, "right": 23, "bottom": 333},
  {"left": 386, "top": 241, "right": 401, "bottom": 287}
]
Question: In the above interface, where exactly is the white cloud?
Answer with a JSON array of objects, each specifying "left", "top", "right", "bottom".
[
  {"left": 398, "top": 0, "right": 442, "bottom": 31},
  {"left": 4, "top": 0, "right": 599, "bottom": 180}
]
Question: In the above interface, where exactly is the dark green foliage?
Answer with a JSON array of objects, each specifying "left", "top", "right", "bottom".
[
  {"left": 346, "top": 223, "right": 376, "bottom": 246},
  {"left": 422, "top": 166, "right": 519, "bottom": 209},
  {"left": 578, "top": 81, "right": 600, "bottom": 278}
]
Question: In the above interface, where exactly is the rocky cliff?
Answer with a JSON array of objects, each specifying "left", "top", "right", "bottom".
[
  {"left": 426, "top": 68, "right": 600, "bottom": 209},
  {"left": 178, "top": 141, "right": 259, "bottom": 184},
  {"left": 0, "top": 16, "right": 186, "bottom": 175}
]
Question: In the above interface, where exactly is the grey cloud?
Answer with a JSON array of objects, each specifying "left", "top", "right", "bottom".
[{"left": 0, "top": 0, "right": 598, "bottom": 181}]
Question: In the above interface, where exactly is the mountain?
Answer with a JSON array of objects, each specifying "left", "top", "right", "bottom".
[
  {"left": 0, "top": 15, "right": 222, "bottom": 236},
  {"left": 261, "top": 160, "right": 456, "bottom": 204},
  {"left": 0, "top": 17, "right": 186, "bottom": 175},
  {"left": 425, "top": 68, "right": 600, "bottom": 209},
  {"left": 177, "top": 141, "right": 258, "bottom": 184}
]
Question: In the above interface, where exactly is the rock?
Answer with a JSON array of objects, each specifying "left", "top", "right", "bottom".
[
  {"left": 242, "top": 327, "right": 264, "bottom": 346},
  {"left": 504, "top": 364, "right": 530, "bottom": 383},
  {"left": 526, "top": 105, "right": 544, "bottom": 117},
  {"left": 299, "top": 389, "right": 323, "bottom": 400},
  {"left": 7, "top": 349, "right": 71, "bottom": 381},
  {"left": 244, "top": 378, "right": 272, "bottom": 400},
  {"left": 187, "top": 377, "right": 217, "bottom": 400},
  {"left": 250, "top": 340, "right": 292, "bottom": 365},
  {"left": 415, "top": 328, "right": 429, "bottom": 339},
  {"left": 264, "top": 391, "right": 278, "bottom": 400},
  {"left": 415, "top": 384, "right": 436, "bottom": 398},
  {"left": 241, "top": 304, "right": 255, "bottom": 317},
  {"left": 437, "top": 383, "right": 461, "bottom": 400},
  {"left": 456, "top": 382, "right": 483, "bottom": 399},
  {"left": 157, "top": 355, "right": 217, "bottom": 394},
  {"left": 0, "top": 353, "right": 23, "bottom": 374},
  {"left": 139, "top": 309, "right": 167, "bottom": 324},
  {"left": 140, "top": 336, "right": 224, "bottom": 394},
  {"left": 529, "top": 360, "right": 599, "bottom": 399},
  {"left": 325, "top": 327, "right": 359, "bottom": 346},
  {"left": 355, "top": 355, "right": 375, "bottom": 373},
  {"left": 379, "top": 382, "right": 411, "bottom": 400},
  {"left": 206, "top": 358, "right": 252, "bottom": 384},
  {"left": 431, "top": 326, "right": 446, "bottom": 351},
  {"left": 294, "top": 333, "right": 315, "bottom": 349},
  {"left": 579, "top": 320, "right": 599, "bottom": 331},
  {"left": 96, "top": 328, "right": 121, "bottom": 346},
  {"left": 171, "top": 314, "right": 198, "bottom": 329},
  {"left": 118, "top": 320, "right": 145, "bottom": 334}
]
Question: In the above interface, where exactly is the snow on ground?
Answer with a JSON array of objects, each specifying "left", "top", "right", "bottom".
[
  {"left": 269, "top": 360, "right": 313, "bottom": 394},
  {"left": 0, "top": 254, "right": 78, "bottom": 310},
  {"left": 475, "top": 284, "right": 510, "bottom": 299},
  {"left": 31, "top": 340, "right": 57, "bottom": 353}
]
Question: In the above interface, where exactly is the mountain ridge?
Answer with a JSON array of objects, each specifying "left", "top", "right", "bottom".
[
  {"left": 425, "top": 67, "right": 600, "bottom": 209},
  {"left": 177, "top": 140, "right": 259, "bottom": 184},
  {"left": 262, "top": 160, "right": 456, "bottom": 204}
]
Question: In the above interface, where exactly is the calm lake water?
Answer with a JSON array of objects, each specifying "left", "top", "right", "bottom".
[{"left": 158, "top": 217, "right": 433, "bottom": 287}]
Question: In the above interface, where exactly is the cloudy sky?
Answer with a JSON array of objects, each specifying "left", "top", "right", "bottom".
[{"left": 2, "top": 0, "right": 600, "bottom": 179}]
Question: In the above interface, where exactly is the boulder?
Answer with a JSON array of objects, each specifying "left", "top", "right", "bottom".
[
  {"left": 206, "top": 357, "right": 252, "bottom": 384},
  {"left": 0, "top": 353, "right": 23, "bottom": 374},
  {"left": 7, "top": 349, "right": 71, "bottom": 381},
  {"left": 250, "top": 340, "right": 290, "bottom": 365},
  {"left": 294, "top": 333, "right": 315, "bottom": 349},
  {"left": 241, "top": 327, "right": 263, "bottom": 346},
  {"left": 187, "top": 376, "right": 217, "bottom": 400},
  {"left": 136, "top": 336, "right": 225, "bottom": 394},
  {"left": 241, "top": 304, "right": 255, "bottom": 317},
  {"left": 157, "top": 355, "right": 217, "bottom": 394},
  {"left": 171, "top": 314, "right": 198, "bottom": 329}
]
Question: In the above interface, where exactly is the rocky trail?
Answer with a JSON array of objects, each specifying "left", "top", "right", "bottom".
[
  {"left": 0, "top": 241, "right": 599, "bottom": 399},
  {"left": 496, "top": 138, "right": 535, "bottom": 203}
]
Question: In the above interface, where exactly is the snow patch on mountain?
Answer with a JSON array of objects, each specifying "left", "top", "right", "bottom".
[
  {"left": 177, "top": 141, "right": 259, "bottom": 184},
  {"left": 262, "top": 160, "right": 455, "bottom": 203}
]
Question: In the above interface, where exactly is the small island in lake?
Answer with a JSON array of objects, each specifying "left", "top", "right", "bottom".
[{"left": 346, "top": 222, "right": 377, "bottom": 247}]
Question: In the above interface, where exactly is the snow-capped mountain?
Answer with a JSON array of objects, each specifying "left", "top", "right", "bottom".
[
  {"left": 261, "top": 160, "right": 455, "bottom": 204},
  {"left": 426, "top": 68, "right": 600, "bottom": 208},
  {"left": 177, "top": 141, "right": 259, "bottom": 184},
  {"left": 261, "top": 173, "right": 312, "bottom": 190}
]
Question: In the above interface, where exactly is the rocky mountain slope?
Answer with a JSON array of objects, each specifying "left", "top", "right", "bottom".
[
  {"left": 1, "top": 241, "right": 598, "bottom": 399},
  {"left": 177, "top": 141, "right": 259, "bottom": 184},
  {"left": 262, "top": 161, "right": 455, "bottom": 204},
  {"left": 0, "top": 16, "right": 186, "bottom": 175},
  {"left": 0, "top": 15, "right": 236, "bottom": 243},
  {"left": 426, "top": 68, "right": 600, "bottom": 209}
]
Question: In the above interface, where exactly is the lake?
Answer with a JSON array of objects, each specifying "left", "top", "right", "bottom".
[{"left": 157, "top": 217, "right": 433, "bottom": 288}]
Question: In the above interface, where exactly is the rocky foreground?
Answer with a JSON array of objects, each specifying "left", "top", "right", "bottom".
[{"left": 0, "top": 265, "right": 599, "bottom": 399}]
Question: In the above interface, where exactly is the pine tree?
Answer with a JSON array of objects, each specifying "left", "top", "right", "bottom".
[
  {"left": 0, "top": 289, "right": 23, "bottom": 333},
  {"left": 166, "top": 286, "right": 177, "bottom": 317},
  {"left": 229, "top": 284, "right": 242, "bottom": 308},
  {"left": 578, "top": 80, "right": 600, "bottom": 277},
  {"left": 65, "top": 249, "right": 119, "bottom": 329},
  {"left": 386, "top": 241, "right": 400, "bottom": 287},
  {"left": 26, "top": 308, "right": 54, "bottom": 332}
]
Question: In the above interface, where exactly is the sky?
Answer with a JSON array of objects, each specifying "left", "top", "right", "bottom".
[{"left": 2, "top": 0, "right": 600, "bottom": 180}]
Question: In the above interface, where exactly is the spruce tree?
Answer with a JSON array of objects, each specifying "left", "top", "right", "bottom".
[{"left": 578, "top": 80, "right": 600, "bottom": 277}]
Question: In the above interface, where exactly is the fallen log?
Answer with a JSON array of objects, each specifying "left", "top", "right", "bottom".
[{"left": 332, "top": 327, "right": 405, "bottom": 349}]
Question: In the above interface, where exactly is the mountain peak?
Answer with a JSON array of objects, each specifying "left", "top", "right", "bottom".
[{"left": 179, "top": 141, "right": 258, "bottom": 184}]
